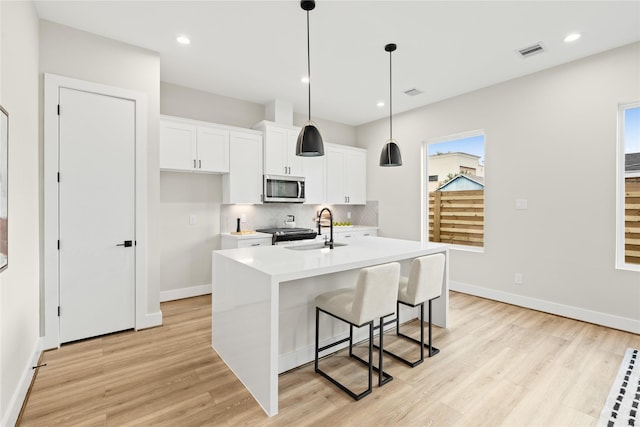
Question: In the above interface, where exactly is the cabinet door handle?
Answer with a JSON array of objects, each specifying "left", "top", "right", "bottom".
[
  {"left": 251, "top": 243, "right": 260, "bottom": 246},
  {"left": 199, "top": 160, "right": 202, "bottom": 169},
  {"left": 193, "top": 159, "right": 197, "bottom": 168}
]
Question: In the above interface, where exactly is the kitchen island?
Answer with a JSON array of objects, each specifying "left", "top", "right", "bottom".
[{"left": 212, "top": 236, "right": 449, "bottom": 416}]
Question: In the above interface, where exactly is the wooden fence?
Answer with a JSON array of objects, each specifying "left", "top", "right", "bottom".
[
  {"left": 428, "top": 189, "right": 484, "bottom": 247},
  {"left": 626, "top": 178, "right": 640, "bottom": 265}
]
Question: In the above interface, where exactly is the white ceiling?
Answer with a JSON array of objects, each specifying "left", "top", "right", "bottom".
[{"left": 34, "top": 1, "right": 640, "bottom": 126}]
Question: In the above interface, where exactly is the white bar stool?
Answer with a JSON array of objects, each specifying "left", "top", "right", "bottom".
[
  {"left": 381, "top": 253, "right": 445, "bottom": 367},
  {"left": 314, "top": 262, "right": 401, "bottom": 400}
]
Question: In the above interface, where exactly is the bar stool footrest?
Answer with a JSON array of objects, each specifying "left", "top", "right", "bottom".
[
  {"left": 350, "top": 352, "right": 394, "bottom": 386},
  {"left": 315, "top": 366, "right": 372, "bottom": 401}
]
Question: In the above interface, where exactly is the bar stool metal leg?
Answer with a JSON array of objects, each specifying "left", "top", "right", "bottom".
[
  {"left": 379, "top": 297, "right": 440, "bottom": 367},
  {"left": 314, "top": 307, "right": 374, "bottom": 401}
]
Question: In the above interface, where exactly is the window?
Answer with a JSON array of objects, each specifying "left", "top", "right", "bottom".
[
  {"left": 423, "top": 131, "right": 485, "bottom": 249},
  {"left": 460, "top": 166, "right": 476, "bottom": 175},
  {"left": 618, "top": 102, "right": 640, "bottom": 269}
]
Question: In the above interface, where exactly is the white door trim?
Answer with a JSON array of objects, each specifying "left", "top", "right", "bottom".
[{"left": 43, "top": 73, "right": 150, "bottom": 349}]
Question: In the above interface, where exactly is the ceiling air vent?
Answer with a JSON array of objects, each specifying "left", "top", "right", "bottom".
[
  {"left": 404, "top": 88, "right": 423, "bottom": 96},
  {"left": 518, "top": 42, "right": 545, "bottom": 58}
]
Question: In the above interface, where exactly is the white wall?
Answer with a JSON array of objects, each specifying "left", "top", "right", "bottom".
[
  {"left": 159, "top": 83, "right": 357, "bottom": 297},
  {"left": 39, "top": 21, "right": 162, "bottom": 318},
  {"left": 0, "top": 1, "right": 41, "bottom": 424},
  {"left": 357, "top": 43, "right": 640, "bottom": 330}
]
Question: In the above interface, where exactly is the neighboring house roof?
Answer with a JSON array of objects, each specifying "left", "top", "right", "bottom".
[
  {"left": 438, "top": 174, "right": 485, "bottom": 191},
  {"left": 430, "top": 151, "right": 481, "bottom": 160},
  {"left": 626, "top": 152, "right": 640, "bottom": 172}
]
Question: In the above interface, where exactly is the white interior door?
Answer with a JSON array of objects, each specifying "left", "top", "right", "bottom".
[{"left": 58, "top": 87, "right": 135, "bottom": 343}]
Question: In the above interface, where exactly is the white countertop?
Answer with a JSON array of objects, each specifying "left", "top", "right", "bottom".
[
  {"left": 214, "top": 236, "right": 448, "bottom": 282},
  {"left": 220, "top": 231, "right": 272, "bottom": 240}
]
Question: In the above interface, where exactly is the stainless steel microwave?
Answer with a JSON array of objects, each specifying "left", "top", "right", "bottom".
[{"left": 263, "top": 174, "right": 305, "bottom": 203}]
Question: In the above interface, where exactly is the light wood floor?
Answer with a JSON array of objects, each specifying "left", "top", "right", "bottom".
[{"left": 19, "top": 292, "right": 640, "bottom": 426}]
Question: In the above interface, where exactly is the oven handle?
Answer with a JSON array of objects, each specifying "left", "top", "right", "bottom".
[{"left": 297, "top": 181, "right": 302, "bottom": 199}]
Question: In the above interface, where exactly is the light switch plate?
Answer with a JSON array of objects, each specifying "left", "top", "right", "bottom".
[
  {"left": 515, "top": 199, "right": 528, "bottom": 210},
  {"left": 189, "top": 214, "right": 196, "bottom": 225}
]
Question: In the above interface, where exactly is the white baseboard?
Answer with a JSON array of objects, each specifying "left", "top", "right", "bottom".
[
  {"left": 160, "top": 284, "right": 212, "bottom": 302},
  {"left": 2, "top": 337, "right": 42, "bottom": 427},
  {"left": 450, "top": 280, "right": 640, "bottom": 334},
  {"left": 136, "top": 310, "right": 163, "bottom": 330}
]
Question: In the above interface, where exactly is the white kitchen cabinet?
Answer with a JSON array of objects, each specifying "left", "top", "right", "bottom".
[
  {"left": 320, "top": 227, "right": 378, "bottom": 241},
  {"left": 334, "top": 228, "right": 378, "bottom": 241},
  {"left": 221, "top": 233, "right": 272, "bottom": 249},
  {"left": 222, "top": 131, "right": 263, "bottom": 204},
  {"left": 160, "top": 116, "right": 229, "bottom": 173},
  {"left": 302, "top": 155, "right": 325, "bottom": 204},
  {"left": 255, "top": 121, "right": 303, "bottom": 176},
  {"left": 325, "top": 144, "right": 367, "bottom": 205},
  {"left": 196, "top": 126, "right": 229, "bottom": 173}
]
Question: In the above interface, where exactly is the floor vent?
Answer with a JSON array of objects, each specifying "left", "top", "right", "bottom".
[
  {"left": 518, "top": 42, "right": 545, "bottom": 58},
  {"left": 404, "top": 88, "right": 423, "bottom": 96}
]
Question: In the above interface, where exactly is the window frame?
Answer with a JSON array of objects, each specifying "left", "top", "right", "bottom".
[
  {"left": 616, "top": 101, "right": 640, "bottom": 271},
  {"left": 422, "top": 129, "right": 486, "bottom": 253}
]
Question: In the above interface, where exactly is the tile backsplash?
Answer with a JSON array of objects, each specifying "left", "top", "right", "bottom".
[{"left": 221, "top": 201, "right": 378, "bottom": 232}]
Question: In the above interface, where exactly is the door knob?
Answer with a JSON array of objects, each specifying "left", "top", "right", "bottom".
[{"left": 116, "top": 240, "right": 133, "bottom": 247}]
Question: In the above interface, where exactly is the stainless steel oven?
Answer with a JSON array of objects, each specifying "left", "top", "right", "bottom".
[
  {"left": 263, "top": 174, "right": 305, "bottom": 203},
  {"left": 255, "top": 227, "right": 317, "bottom": 245}
]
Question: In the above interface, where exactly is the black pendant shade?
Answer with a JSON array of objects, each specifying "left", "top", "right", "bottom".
[
  {"left": 296, "top": 0, "right": 324, "bottom": 157},
  {"left": 380, "top": 140, "right": 402, "bottom": 167},
  {"left": 296, "top": 121, "right": 324, "bottom": 156},
  {"left": 379, "top": 43, "right": 403, "bottom": 167}
]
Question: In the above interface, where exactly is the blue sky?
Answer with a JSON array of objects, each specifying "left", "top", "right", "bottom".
[
  {"left": 626, "top": 106, "right": 640, "bottom": 153},
  {"left": 428, "top": 135, "right": 485, "bottom": 164}
]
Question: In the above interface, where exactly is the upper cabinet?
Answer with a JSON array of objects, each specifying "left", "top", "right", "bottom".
[
  {"left": 160, "top": 116, "right": 229, "bottom": 173},
  {"left": 196, "top": 126, "right": 229, "bottom": 173},
  {"left": 222, "top": 131, "right": 263, "bottom": 204},
  {"left": 303, "top": 155, "right": 326, "bottom": 204},
  {"left": 254, "top": 121, "right": 304, "bottom": 176},
  {"left": 325, "top": 144, "right": 367, "bottom": 205}
]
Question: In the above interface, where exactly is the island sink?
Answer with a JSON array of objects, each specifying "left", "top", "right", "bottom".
[{"left": 285, "top": 242, "right": 348, "bottom": 251}]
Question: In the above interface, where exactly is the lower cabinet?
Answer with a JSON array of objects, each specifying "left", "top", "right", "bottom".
[
  {"left": 221, "top": 234, "right": 272, "bottom": 249},
  {"left": 320, "top": 227, "right": 378, "bottom": 241}
]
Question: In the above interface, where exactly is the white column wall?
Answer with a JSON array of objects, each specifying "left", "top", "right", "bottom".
[{"left": 0, "top": 1, "right": 41, "bottom": 424}]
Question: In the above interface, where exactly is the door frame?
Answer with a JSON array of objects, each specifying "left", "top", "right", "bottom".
[{"left": 43, "top": 73, "right": 149, "bottom": 349}]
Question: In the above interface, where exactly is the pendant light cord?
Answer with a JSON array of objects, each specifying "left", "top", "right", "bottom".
[
  {"left": 307, "top": 10, "right": 311, "bottom": 121},
  {"left": 389, "top": 48, "right": 393, "bottom": 140}
]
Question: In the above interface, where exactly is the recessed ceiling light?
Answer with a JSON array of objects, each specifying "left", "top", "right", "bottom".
[
  {"left": 301, "top": 76, "right": 310, "bottom": 84},
  {"left": 564, "top": 33, "right": 581, "bottom": 43},
  {"left": 176, "top": 35, "right": 190, "bottom": 45},
  {"left": 376, "top": 101, "right": 385, "bottom": 107}
]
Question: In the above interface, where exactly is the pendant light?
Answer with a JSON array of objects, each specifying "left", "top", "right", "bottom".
[
  {"left": 296, "top": 0, "right": 324, "bottom": 157},
  {"left": 379, "top": 43, "right": 403, "bottom": 167}
]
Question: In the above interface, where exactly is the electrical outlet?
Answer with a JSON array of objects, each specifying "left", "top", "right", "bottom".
[
  {"left": 240, "top": 214, "right": 247, "bottom": 223},
  {"left": 514, "top": 273, "right": 523, "bottom": 285},
  {"left": 189, "top": 214, "right": 196, "bottom": 225},
  {"left": 347, "top": 212, "right": 351, "bottom": 219}
]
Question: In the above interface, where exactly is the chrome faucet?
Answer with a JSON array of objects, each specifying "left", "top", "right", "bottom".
[{"left": 317, "top": 207, "right": 334, "bottom": 249}]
